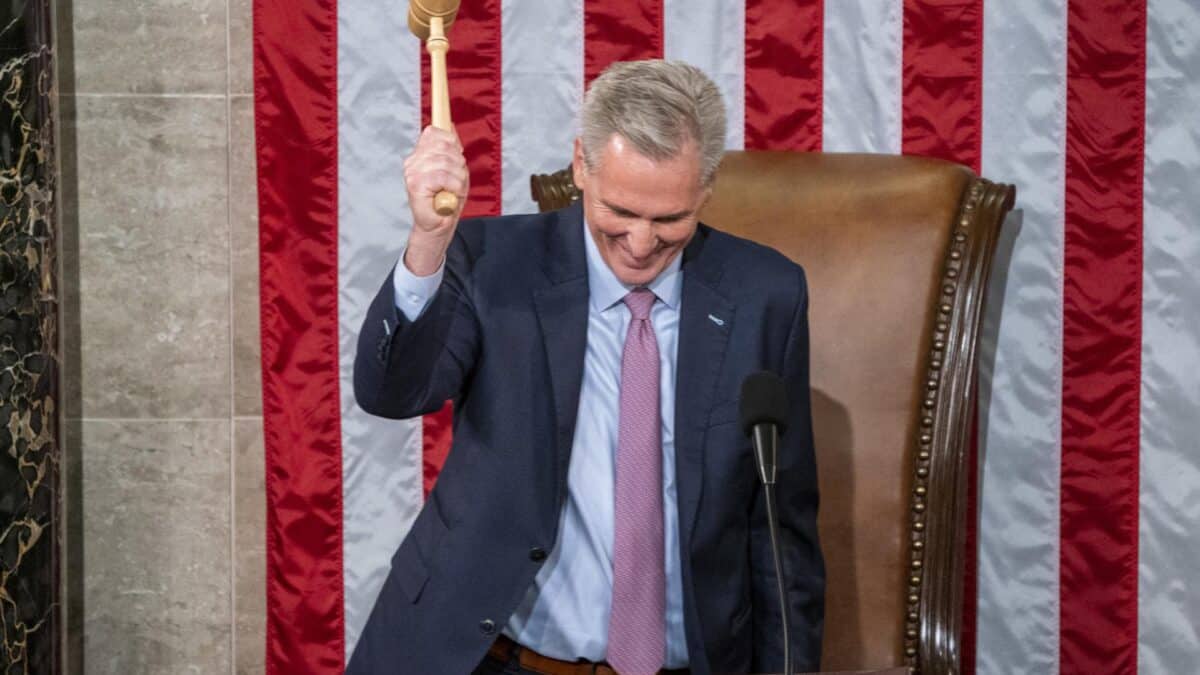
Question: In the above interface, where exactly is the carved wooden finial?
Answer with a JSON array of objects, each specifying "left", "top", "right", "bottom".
[{"left": 530, "top": 166, "right": 581, "bottom": 212}]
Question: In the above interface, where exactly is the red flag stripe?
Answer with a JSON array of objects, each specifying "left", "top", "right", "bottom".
[
  {"left": 584, "top": 0, "right": 663, "bottom": 87},
  {"left": 744, "top": 0, "right": 823, "bottom": 151},
  {"left": 422, "top": 404, "right": 455, "bottom": 498},
  {"left": 1060, "top": 1, "right": 1145, "bottom": 672},
  {"left": 253, "top": 0, "right": 344, "bottom": 671},
  {"left": 419, "top": 0, "right": 504, "bottom": 492},
  {"left": 901, "top": 0, "right": 983, "bottom": 171}
]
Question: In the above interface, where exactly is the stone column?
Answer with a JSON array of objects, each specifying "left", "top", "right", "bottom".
[{"left": 0, "top": 0, "right": 59, "bottom": 672}]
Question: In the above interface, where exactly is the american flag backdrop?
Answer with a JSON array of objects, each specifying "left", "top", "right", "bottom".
[{"left": 252, "top": 1, "right": 1200, "bottom": 673}]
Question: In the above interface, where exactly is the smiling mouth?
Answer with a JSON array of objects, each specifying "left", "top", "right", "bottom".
[{"left": 617, "top": 252, "right": 656, "bottom": 269}]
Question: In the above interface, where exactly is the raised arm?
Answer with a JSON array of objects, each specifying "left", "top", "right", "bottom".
[{"left": 353, "top": 126, "right": 479, "bottom": 419}]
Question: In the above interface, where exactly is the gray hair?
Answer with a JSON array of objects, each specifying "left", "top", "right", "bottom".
[{"left": 580, "top": 60, "right": 727, "bottom": 185}]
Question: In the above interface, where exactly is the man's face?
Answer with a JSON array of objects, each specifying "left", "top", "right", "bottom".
[{"left": 573, "top": 134, "right": 712, "bottom": 287}]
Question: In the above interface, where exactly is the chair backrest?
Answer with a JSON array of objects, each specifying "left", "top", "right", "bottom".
[{"left": 531, "top": 151, "right": 1014, "bottom": 675}]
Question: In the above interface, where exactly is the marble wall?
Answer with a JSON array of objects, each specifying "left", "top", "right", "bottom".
[
  {"left": 0, "top": 1, "right": 60, "bottom": 672},
  {"left": 57, "top": 0, "right": 264, "bottom": 672}
]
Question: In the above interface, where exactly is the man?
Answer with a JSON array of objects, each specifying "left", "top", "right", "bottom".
[{"left": 348, "top": 60, "right": 823, "bottom": 675}]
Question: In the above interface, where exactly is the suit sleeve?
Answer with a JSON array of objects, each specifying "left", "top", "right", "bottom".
[
  {"left": 353, "top": 230, "right": 481, "bottom": 419},
  {"left": 750, "top": 267, "right": 826, "bottom": 672}
]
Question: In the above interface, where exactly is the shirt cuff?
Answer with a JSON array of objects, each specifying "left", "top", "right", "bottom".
[{"left": 392, "top": 248, "right": 445, "bottom": 322}]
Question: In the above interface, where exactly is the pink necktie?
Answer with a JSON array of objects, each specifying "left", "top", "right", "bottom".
[{"left": 607, "top": 288, "right": 666, "bottom": 674}]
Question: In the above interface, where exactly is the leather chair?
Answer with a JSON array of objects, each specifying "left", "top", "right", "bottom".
[{"left": 531, "top": 152, "right": 1015, "bottom": 675}]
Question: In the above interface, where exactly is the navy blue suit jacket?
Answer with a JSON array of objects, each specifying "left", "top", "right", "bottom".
[{"left": 347, "top": 202, "right": 824, "bottom": 674}]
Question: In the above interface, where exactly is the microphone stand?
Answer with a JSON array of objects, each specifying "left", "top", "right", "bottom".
[{"left": 753, "top": 424, "right": 792, "bottom": 675}]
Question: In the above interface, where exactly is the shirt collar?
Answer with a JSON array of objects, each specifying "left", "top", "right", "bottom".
[{"left": 583, "top": 218, "right": 683, "bottom": 313}]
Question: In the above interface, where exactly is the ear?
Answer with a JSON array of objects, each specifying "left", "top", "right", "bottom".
[
  {"left": 571, "top": 138, "right": 589, "bottom": 193},
  {"left": 698, "top": 182, "right": 714, "bottom": 211}
]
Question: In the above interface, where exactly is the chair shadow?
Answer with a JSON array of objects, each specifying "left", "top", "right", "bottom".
[{"left": 811, "top": 388, "right": 858, "bottom": 669}]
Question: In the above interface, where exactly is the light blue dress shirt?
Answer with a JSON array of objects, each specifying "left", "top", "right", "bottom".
[{"left": 392, "top": 221, "right": 689, "bottom": 667}]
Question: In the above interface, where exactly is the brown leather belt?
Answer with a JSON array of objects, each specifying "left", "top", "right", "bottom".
[{"left": 487, "top": 634, "right": 689, "bottom": 675}]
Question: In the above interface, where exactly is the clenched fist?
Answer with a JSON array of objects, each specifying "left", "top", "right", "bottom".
[{"left": 403, "top": 126, "right": 470, "bottom": 276}]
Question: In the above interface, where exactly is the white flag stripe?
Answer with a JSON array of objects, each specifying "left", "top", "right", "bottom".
[
  {"left": 337, "top": 2, "right": 426, "bottom": 658},
  {"left": 501, "top": 0, "right": 584, "bottom": 216},
  {"left": 976, "top": 0, "right": 1067, "bottom": 672},
  {"left": 821, "top": 0, "right": 902, "bottom": 154},
  {"left": 663, "top": 0, "right": 745, "bottom": 151},
  {"left": 1140, "top": 1, "right": 1200, "bottom": 672}
]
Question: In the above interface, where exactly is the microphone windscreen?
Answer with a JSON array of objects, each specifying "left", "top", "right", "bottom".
[{"left": 739, "top": 371, "right": 789, "bottom": 437}]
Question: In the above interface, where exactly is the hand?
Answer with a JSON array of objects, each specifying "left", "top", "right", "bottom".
[{"left": 403, "top": 126, "right": 469, "bottom": 275}]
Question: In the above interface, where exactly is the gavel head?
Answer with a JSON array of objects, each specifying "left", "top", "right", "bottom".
[{"left": 408, "top": 0, "right": 460, "bottom": 40}]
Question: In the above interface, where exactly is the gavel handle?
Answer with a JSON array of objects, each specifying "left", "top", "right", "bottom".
[{"left": 427, "top": 17, "right": 460, "bottom": 217}]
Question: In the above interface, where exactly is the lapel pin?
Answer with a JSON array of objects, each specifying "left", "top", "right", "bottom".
[{"left": 707, "top": 314, "right": 725, "bottom": 327}]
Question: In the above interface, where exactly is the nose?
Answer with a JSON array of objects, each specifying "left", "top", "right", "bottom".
[{"left": 626, "top": 224, "right": 657, "bottom": 259}]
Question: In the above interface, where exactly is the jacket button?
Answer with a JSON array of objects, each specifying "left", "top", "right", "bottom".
[
  {"left": 529, "top": 547, "right": 547, "bottom": 562},
  {"left": 479, "top": 619, "right": 496, "bottom": 635}
]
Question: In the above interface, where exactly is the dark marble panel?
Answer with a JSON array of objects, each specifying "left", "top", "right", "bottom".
[{"left": 0, "top": 1, "right": 60, "bottom": 673}]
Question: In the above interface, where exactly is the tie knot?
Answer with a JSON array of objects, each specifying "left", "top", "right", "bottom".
[{"left": 623, "top": 288, "right": 656, "bottom": 320}]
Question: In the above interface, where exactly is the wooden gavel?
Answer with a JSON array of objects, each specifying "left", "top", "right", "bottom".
[{"left": 409, "top": 0, "right": 462, "bottom": 216}]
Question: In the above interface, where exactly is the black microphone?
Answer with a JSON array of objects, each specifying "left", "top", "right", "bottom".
[
  {"left": 740, "top": 371, "right": 789, "bottom": 486},
  {"left": 739, "top": 371, "right": 793, "bottom": 675}
]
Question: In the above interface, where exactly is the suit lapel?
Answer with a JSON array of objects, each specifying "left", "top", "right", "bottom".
[
  {"left": 673, "top": 227, "right": 733, "bottom": 549},
  {"left": 531, "top": 212, "right": 733, "bottom": 544},
  {"left": 533, "top": 203, "right": 590, "bottom": 510}
]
